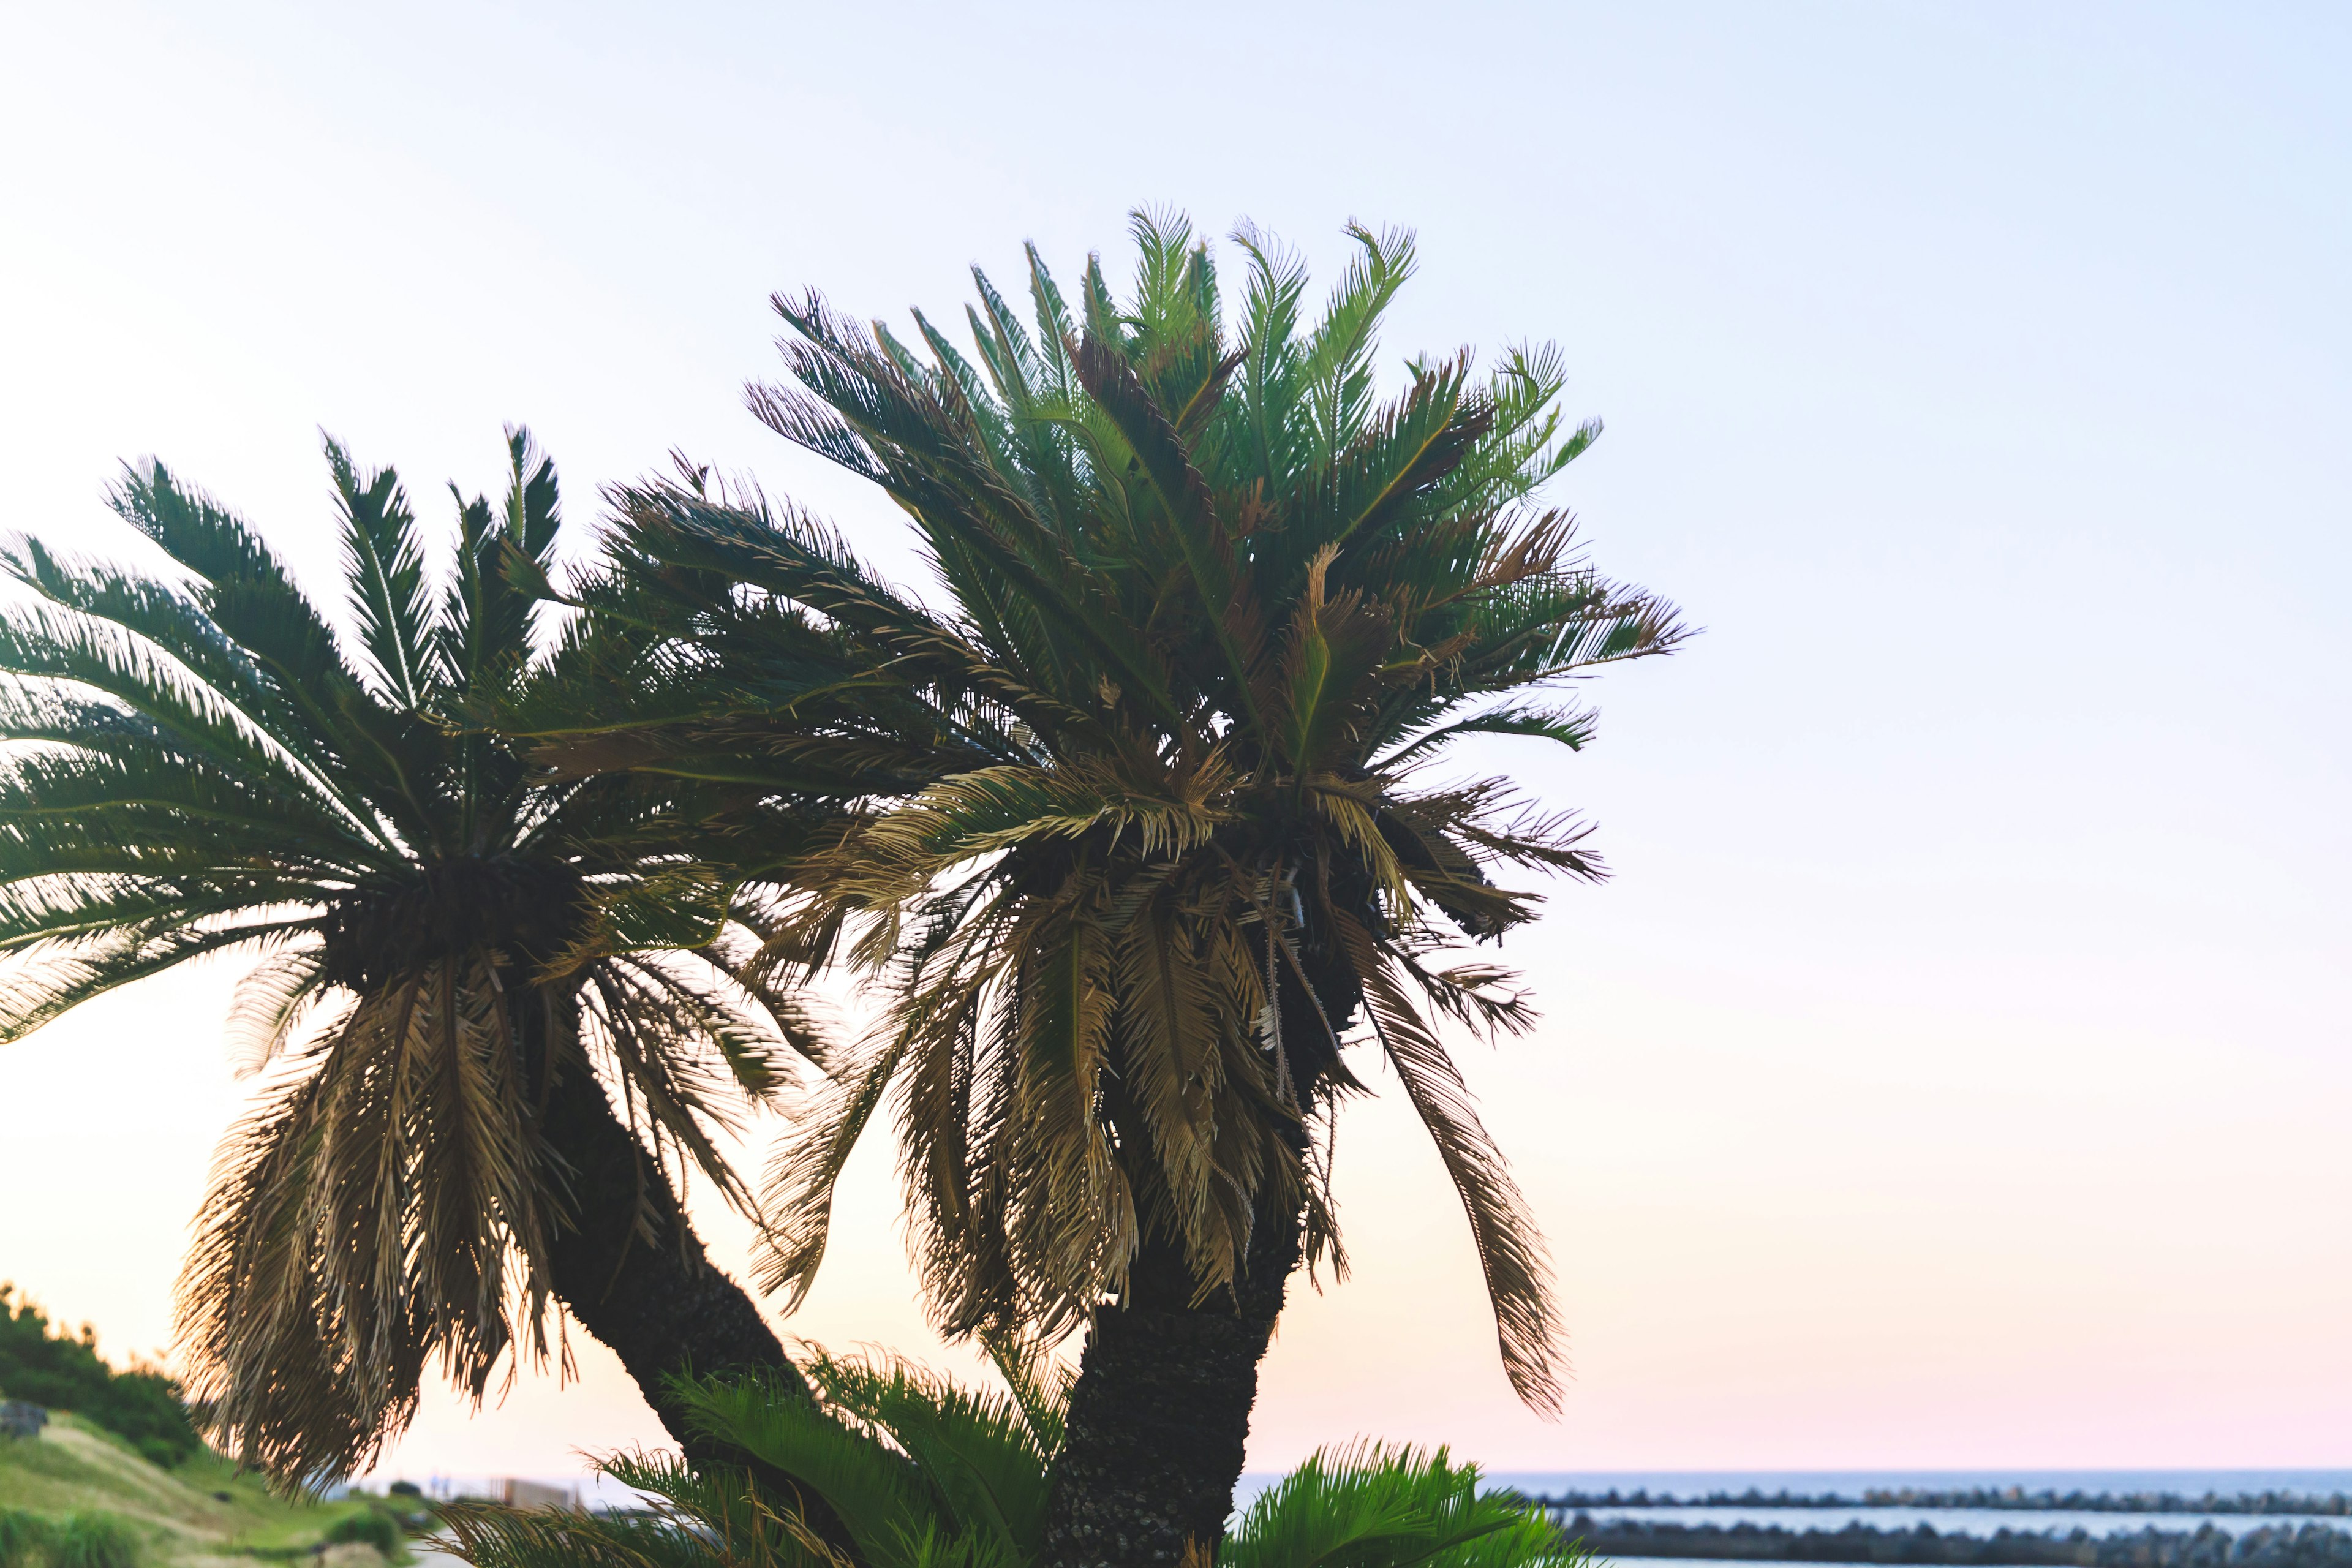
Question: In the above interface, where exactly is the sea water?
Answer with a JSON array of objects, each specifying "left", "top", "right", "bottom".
[{"left": 1232, "top": 1469, "right": 2352, "bottom": 1540}]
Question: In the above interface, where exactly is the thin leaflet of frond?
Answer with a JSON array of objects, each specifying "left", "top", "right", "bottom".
[
  {"left": 110, "top": 463, "right": 444, "bottom": 835},
  {"left": 0, "top": 739, "right": 385, "bottom": 872},
  {"left": 178, "top": 1058, "right": 390, "bottom": 1482},
  {"left": 1328, "top": 911, "right": 1563, "bottom": 1412},
  {"left": 798, "top": 1343, "right": 1057, "bottom": 1555},
  {"left": 1125, "top": 208, "right": 1203, "bottom": 336},
  {"left": 1068, "top": 333, "right": 1264, "bottom": 716},
  {"left": 667, "top": 1367, "right": 947, "bottom": 1568},
  {"left": 623, "top": 490, "right": 1106, "bottom": 741},
  {"left": 0, "top": 674, "right": 364, "bottom": 848},
  {"left": 1297, "top": 354, "right": 1477, "bottom": 564},
  {"left": 0, "top": 533, "right": 312, "bottom": 748},
  {"left": 1386, "top": 776, "right": 1594, "bottom": 874},
  {"left": 1452, "top": 576, "right": 1688, "bottom": 691},
  {"left": 1446, "top": 805, "right": 1607, "bottom": 883},
  {"left": 746, "top": 377, "right": 892, "bottom": 487},
  {"left": 666, "top": 938, "right": 833, "bottom": 1080},
  {"left": 1469, "top": 508, "right": 1583, "bottom": 597},
  {"left": 1297, "top": 224, "right": 1418, "bottom": 466},
  {"left": 965, "top": 273, "right": 1090, "bottom": 508},
  {"left": 967, "top": 266, "right": 1054, "bottom": 408},
  {"left": 897, "top": 964, "right": 979, "bottom": 1256},
  {"left": 1226, "top": 219, "right": 1312, "bottom": 490},
  {"left": 439, "top": 1495, "right": 742, "bottom": 1568},
  {"left": 878, "top": 761, "right": 1229, "bottom": 863},
  {"left": 0, "top": 582, "right": 398, "bottom": 855},
  {"left": 755, "top": 1028, "right": 911, "bottom": 1305},
  {"left": 224, "top": 940, "right": 334, "bottom": 1077},
  {"left": 325, "top": 435, "right": 439, "bottom": 708},
  {"left": 902, "top": 929, "right": 1036, "bottom": 1335},
  {"left": 1109, "top": 892, "right": 1272, "bottom": 1297},
  {"left": 908, "top": 311, "right": 1033, "bottom": 485},
  {"left": 1077, "top": 254, "right": 1125, "bottom": 353},
  {"left": 1539, "top": 584, "right": 1692, "bottom": 671},
  {"left": 1022, "top": 243, "right": 1082, "bottom": 407},
  {"left": 550, "top": 864, "right": 734, "bottom": 975},
  {"left": 1374, "top": 839, "right": 1528, "bottom": 946},
  {"left": 184, "top": 965, "right": 541, "bottom": 1482},
  {"left": 873, "top": 464, "right": 1186, "bottom": 734},
  {"left": 0, "top": 861, "right": 286, "bottom": 941},
  {"left": 1385, "top": 946, "right": 1540, "bottom": 1042},
  {"left": 0, "top": 916, "right": 313, "bottom": 1043},
  {"left": 1420, "top": 342, "right": 1594, "bottom": 517},
  {"left": 981, "top": 1332, "right": 1072, "bottom": 1458},
  {"left": 1372, "top": 701, "right": 1599, "bottom": 771},
  {"left": 919, "top": 927, "right": 1031, "bottom": 1341},
  {"left": 399, "top": 954, "right": 554, "bottom": 1388},
  {"left": 1006, "top": 896, "right": 1128, "bottom": 1322},
  {"left": 585, "top": 958, "right": 770, "bottom": 1210}
]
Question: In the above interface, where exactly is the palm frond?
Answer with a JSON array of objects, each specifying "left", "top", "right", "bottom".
[
  {"left": 327, "top": 434, "right": 439, "bottom": 708},
  {"left": 1226, "top": 1441, "right": 1581, "bottom": 1568},
  {"left": 1332, "top": 912, "right": 1562, "bottom": 1412}
]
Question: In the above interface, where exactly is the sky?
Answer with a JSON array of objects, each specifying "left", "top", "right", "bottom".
[{"left": 1, "top": 0, "right": 2348, "bottom": 1482}]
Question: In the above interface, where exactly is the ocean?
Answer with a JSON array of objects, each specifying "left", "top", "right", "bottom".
[{"left": 1234, "top": 1469, "right": 2352, "bottom": 1540}]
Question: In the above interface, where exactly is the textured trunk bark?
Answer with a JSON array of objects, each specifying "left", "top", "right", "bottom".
[
  {"left": 484, "top": 951, "right": 809, "bottom": 1436},
  {"left": 1040, "top": 1189, "right": 1304, "bottom": 1568},
  {"left": 534, "top": 1030, "right": 862, "bottom": 1561},
  {"left": 536, "top": 1058, "right": 814, "bottom": 1437}
]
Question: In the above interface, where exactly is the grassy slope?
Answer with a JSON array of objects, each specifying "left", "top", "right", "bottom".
[{"left": 0, "top": 1414, "right": 398, "bottom": 1567}]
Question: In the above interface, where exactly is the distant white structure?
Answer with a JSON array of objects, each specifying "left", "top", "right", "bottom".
[{"left": 404, "top": 1476, "right": 584, "bottom": 1510}]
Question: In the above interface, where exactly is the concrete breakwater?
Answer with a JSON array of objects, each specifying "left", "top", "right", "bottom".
[
  {"left": 1532, "top": 1491, "right": 2352, "bottom": 1517},
  {"left": 1558, "top": 1518, "right": 2352, "bottom": 1567}
]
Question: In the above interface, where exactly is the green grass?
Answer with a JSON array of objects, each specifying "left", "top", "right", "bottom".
[
  {"left": 0, "top": 1509, "right": 143, "bottom": 1568},
  {"left": 0, "top": 1415, "right": 413, "bottom": 1568}
]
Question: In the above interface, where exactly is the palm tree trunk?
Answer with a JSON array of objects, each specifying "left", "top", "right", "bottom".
[
  {"left": 536, "top": 1057, "right": 815, "bottom": 1438},
  {"left": 1040, "top": 1190, "right": 1303, "bottom": 1568},
  {"left": 510, "top": 987, "right": 861, "bottom": 1559}
]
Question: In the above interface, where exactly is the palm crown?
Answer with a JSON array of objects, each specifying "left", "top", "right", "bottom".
[
  {"left": 0, "top": 432, "right": 811, "bottom": 1479},
  {"left": 528, "top": 213, "right": 1687, "bottom": 1408}
]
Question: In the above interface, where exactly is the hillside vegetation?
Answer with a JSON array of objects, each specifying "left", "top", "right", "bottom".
[
  {"left": 1, "top": 1405, "right": 405, "bottom": 1567},
  {"left": 0, "top": 1288, "right": 200, "bottom": 1471}
]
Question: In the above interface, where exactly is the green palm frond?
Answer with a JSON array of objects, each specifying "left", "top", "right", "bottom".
[
  {"left": 1226, "top": 1443, "right": 1581, "bottom": 1568},
  {"left": 328, "top": 435, "right": 438, "bottom": 708},
  {"left": 440, "top": 1357, "right": 1579, "bottom": 1568}
]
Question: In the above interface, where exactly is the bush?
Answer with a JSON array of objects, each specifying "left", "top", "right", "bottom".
[
  {"left": 43, "top": 1515, "right": 138, "bottom": 1568},
  {"left": 0, "top": 1287, "right": 201, "bottom": 1468},
  {"left": 0, "top": 1510, "right": 48, "bottom": 1568},
  {"left": 0, "top": 1510, "right": 140, "bottom": 1568},
  {"left": 324, "top": 1512, "right": 401, "bottom": 1554}
]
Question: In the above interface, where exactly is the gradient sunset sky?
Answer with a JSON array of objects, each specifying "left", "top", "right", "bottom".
[{"left": 2, "top": 1, "right": 2346, "bottom": 1482}]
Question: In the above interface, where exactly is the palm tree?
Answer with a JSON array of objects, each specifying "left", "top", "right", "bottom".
[
  {"left": 521, "top": 213, "right": 1686, "bottom": 1566},
  {"left": 0, "top": 431, "right": 829, "bottom": 1483},
  {"left": 441, "top": 1348, "right": 1579, "bottom": 1568}
]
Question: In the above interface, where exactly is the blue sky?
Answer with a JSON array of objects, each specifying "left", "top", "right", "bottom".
[{"left": 1, "top": 1, "right": 2346, "bottom": 1476}]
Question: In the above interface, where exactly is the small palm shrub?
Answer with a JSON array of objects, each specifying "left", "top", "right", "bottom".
[
  {"left": 1226, "top": 1447, "right": 1578, "bottom": 1568},
  {"left": 439, "top": 1348, "right": 1580, "bottom": 1568}
]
